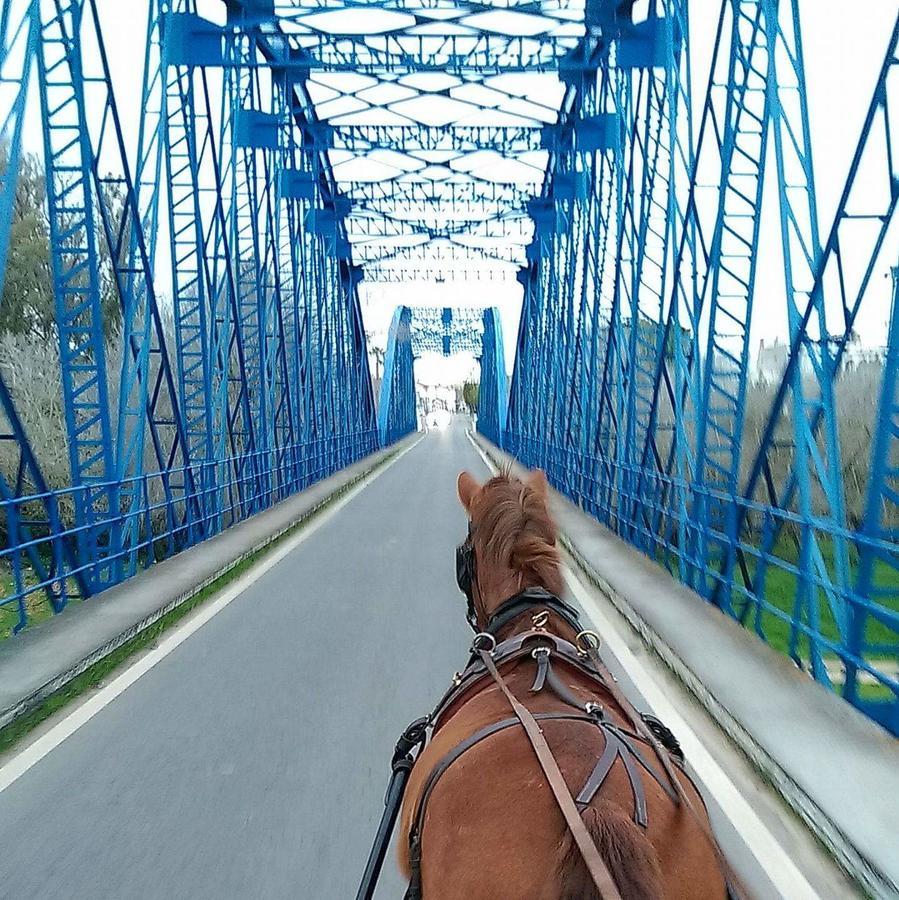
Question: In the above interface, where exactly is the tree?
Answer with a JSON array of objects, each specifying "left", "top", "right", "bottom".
[
  {"left": 95, "top": 178, "right": 126, "bottom": 338},
  {"left": 462, "top": 380, "right": 479, "bottom": 413},
  {"left": 0, "top": 153, "right": 54, "bottom": 338},
  {"left": 0, "top": 151, "right": 123, "bottom": 340}
]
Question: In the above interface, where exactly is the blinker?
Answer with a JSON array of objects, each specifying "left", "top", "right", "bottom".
[{"left": 455, "top": 521, "right": 478, "bottom": 631}]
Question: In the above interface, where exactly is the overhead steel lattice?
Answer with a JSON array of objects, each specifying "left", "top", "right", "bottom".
[
  {"left": 250, "top": 0, "right": 595, "bottom": 283},
  {"left": 406, "top": 306, "right": 484, "bottom": 357}
]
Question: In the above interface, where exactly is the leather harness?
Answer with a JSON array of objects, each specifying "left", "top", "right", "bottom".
[{"left": 402, "top": 589, "right": 697, "bottom": 900}]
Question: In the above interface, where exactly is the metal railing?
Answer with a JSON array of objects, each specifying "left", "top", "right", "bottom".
[
  {"left": 0, "top": 431, "right": 378, "bottom": 637},
  {"left": 503, "top": 431, "right": 899, "bottom": 735}
]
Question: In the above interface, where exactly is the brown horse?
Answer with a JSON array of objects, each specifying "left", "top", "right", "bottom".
[{"left": 397, "top": 468, "right": 729, "bottom": 899}]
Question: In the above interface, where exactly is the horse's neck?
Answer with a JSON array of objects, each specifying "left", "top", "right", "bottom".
[{"left": 477, "top": 568, "right": 526, "bottom": 620}]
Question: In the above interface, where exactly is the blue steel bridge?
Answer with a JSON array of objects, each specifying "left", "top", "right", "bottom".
[{"left": 0, "top": 1, "right": 897, "bottom": 895}]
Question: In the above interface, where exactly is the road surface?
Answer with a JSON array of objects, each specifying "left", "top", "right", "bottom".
[{"left": 0, "top": 421, "right": 487, "bottom": 899}]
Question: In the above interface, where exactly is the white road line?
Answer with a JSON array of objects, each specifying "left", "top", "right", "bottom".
[
  {"left": 466, "top": 429, "right": 820, "bottom": 899},
  {"left": 0, "top": 436, "right": 422, "bottom": 795},
  {"left": 563, "top": 570, "right": 820, "bottom": 900},
  {"left": 465, "top": 429, "right": 499, "bottom": 476}
]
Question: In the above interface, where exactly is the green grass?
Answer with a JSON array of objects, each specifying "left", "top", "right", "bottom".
[
  {"left": 731, "top": 536, "right": 899, "bottom": 657},
  {"left": 856, "top": 681, "right": 896, "bottom": 703},
  {"left": 0, "top": 450, "right": 399, "bottom": 756},
  {"left": 656, "top": 532, "right": 899, "bottom": 702},
  {"left": 0, "top": 560, "right": 84, "bottom": 641},
  {"left": 0, "top": 553, "right": 257, "bottom": 756},
  {"left": 0, "top": 588, "right": 56, "bottom": 641}
]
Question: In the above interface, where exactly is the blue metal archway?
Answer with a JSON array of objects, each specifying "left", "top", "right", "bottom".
[
  {"left": 0, "top": 0, "right": 897, "bottom": 734},
  {"left": 378, "top": 305, "right": 506, "bottom": 446}
]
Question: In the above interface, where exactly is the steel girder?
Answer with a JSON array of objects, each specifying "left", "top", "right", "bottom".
[
  {"left": 37, "top": 0, "right": 118, "bottom": 580},
  {"left": 378, "top": 305, "right": 504, "bottom": 444},
  {"left": 168, "top": 4, "right": 592, "bottom": 76},
  {"left": 476, "top": 307, "right": 508, "bottom": 447},
  {"left": 378, "top": 306, "right": 416, "bottom": 445},
  {"left": 0, "top": 0, "right": 86, "bottom": 623},
  {"left": 363, "top": 266, "right": 517, "bottom": 284},
  {"left": 171, "top": 1, "right": 591, "bottom": 283},
  {"left": 0, "top": 0, "right": 378, "bottom": 634},
  {"left": 406, "top": 306, "right": 484, "bottom": 357},
  {"left": 505, "top": 2, "right": 899, "bottom": 732}
]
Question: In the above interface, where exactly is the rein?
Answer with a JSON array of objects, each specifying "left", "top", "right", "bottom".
[
  {"left": 358, "top": 593, "right": 745, "bottom": 900},
  {"left": 477, "top": 645, "right": 624, "bottom": 900}
]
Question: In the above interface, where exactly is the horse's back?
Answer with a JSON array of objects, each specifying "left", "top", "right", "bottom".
[{"left": 399, "top": 667, "right": 727, "bottom": 899}]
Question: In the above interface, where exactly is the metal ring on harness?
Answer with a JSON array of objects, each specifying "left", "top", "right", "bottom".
[
  {"left": 471, "top": 632, "right": 496, "bottom": 654},
  {"left": 575, "top": 630, "right": 601, "bottom": 655}
]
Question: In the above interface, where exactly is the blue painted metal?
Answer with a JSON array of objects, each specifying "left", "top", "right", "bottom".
[
  {"left": 377, "top": 305, "right": 503, "bottom": 446},
  {"left": 0, "top": 0, "right": 378, "bottom": 636},
  {"left": 850, "top": 268, "right": 899, "bottom": 734},
  {"left": 0, "top": 0, "right": 37, "bottom": 291},
  {"left": 378, "top": 307, "right": 416, "bottom": 447},
  {"left": 476, "top": 308, "right": 508, "bottom": 448},
  {"left": 0, "top": 1, "right": 87, "bottom": 630},
  {"left": 0, "top": 0, "right": 895, "bottom": 736},
  {"left": 406, "top": 307, "right": 484, "bottom": 358},
  {"left": 504, "top": 2, "right": 899, "bottom": 733},
  {"left": 37, "top": 0, "right": 119, "bottom": 584}
]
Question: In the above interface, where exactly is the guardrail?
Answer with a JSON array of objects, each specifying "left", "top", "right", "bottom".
[
  {"left": 500, "top": 431, "right": 899, "bottom": 736},
  {"left": 0, "top": 431, "right": 379, "bottom": 637}
]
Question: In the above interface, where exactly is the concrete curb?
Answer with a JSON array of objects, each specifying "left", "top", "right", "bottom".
[
  {"left": 0, "top": 435, "right": 420, "bottom": 733},
  {"left": 471, "top": 431, "right": 899, "bottom": 900}
]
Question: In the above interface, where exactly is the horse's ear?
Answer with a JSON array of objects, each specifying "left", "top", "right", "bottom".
[
  {"left": 457, "top": 471, "right": 481, "bottom": 512},
  {"left": 528, "top": 469, "right": 549, "bottom": 496}
]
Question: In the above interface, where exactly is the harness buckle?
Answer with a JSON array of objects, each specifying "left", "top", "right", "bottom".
[
  {"left": 471, "top": 632, "right": 497, "bottom": 655},
  {"left": 531, "top": 609, "right": 550, "bottom": 629},
  {"left": 575, "top": 630, "right": 601, "bottom": 657}
]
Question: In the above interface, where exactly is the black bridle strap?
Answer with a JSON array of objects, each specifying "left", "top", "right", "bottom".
[{"left": 484, "top": 587, "right": 582, "bottom": 636}]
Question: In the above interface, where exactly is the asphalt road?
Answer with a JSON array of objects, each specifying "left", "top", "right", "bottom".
[{"left": 0, "top": 421, "right": 489, "bottom": 899}]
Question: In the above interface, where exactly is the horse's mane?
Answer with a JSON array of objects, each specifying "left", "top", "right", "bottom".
[{"left": 475, "top": 467, "right": 564, "bottom": 597}]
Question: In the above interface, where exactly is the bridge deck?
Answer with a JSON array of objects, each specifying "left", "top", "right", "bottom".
[{"left": 0, "top": 426, "right": 486, "bottom": 899}]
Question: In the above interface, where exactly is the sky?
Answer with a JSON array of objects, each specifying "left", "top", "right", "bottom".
[{"left": 13, "top": 0, "right": 899, "bottom": 383}]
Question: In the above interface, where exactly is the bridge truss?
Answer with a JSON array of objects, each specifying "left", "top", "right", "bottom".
[
  {"left": 0, "top": 0, "right": 384, "bottom": 626},
  {"left": 377, "top": 305, "right": 505, "bottom": 445},
  {"left": 0, "top": 0, "right": 896, "bottom": 733},
  {"left": 502, "top": 3, "right": 899, "bottom": 733}
]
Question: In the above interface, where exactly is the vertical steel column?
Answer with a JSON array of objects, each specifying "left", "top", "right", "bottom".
[{"left": 37, "top": 0, "right": 118, "bottom": 585}]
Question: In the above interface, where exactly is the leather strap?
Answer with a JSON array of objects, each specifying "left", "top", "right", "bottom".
[
  {"left": 575, "top": 731, "right": 618, "bottom": 808},
  {"left": 530, "top": 648, "right": 550, "bottom": 692},
  {"left": 545, "top": 658, "right": 593, "bottom": 711},
  {"left": 478, "top": 648, "right": 624, "bottom": 900},
  {"left": 575, "top": 729, "right": 647, "bottom": 827},
  {"left": 430, "top": 630, "right": 610, "bottom": 729},
  {"left": 583, "top": 645, "right": 685, "bottom": 799},
  {"left": 581, "top": 645, "right": 746, "bottom": 898},
  {"left": 412, "top": 712, "right": 597, "bottom": 836},
  {"left": 406, "top": 711, "right": 598, "bottom": 900}
]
